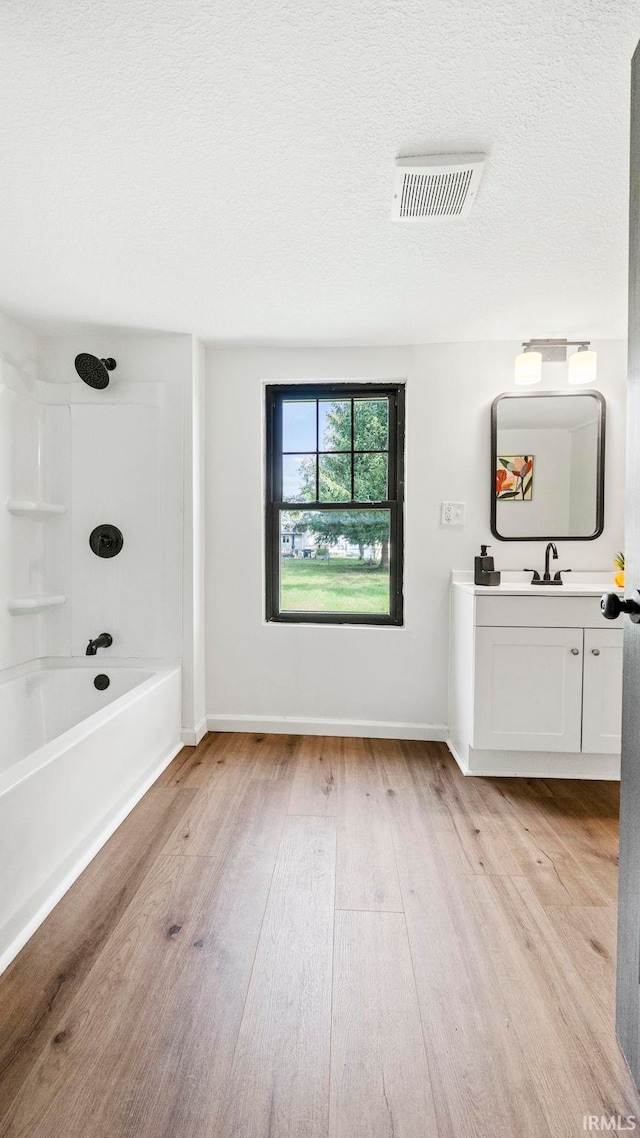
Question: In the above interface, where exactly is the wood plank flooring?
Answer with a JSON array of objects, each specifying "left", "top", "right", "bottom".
[{"left": 0, "top": 732, "right": 637, "bottom": 1137}]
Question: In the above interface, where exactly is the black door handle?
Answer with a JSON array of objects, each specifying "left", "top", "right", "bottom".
[{"left": 601, "top": 591, "right": 640, "bottom": 623}]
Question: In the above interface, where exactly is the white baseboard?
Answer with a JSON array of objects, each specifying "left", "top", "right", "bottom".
[
  {"left": 206, "top": 713, "right": 448, "bottom": 742},
  {"left": 447, "top": 738, "right": 620, "bottom": 780},
  {"left": 181, "top": 716, "right": 208, "bottom": 746},
  {"left": 0, "top": 739, "right": 182, "bottom": 978}
]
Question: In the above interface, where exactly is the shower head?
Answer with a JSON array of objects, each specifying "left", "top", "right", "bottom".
[{"left": 74, "top": 353, "right": 117, "bottom": 389}]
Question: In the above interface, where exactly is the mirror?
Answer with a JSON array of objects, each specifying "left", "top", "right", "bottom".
[{"left": 491, "top": 391, "right": 605, "bottom": 541}]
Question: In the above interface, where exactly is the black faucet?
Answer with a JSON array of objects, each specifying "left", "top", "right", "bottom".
[
  {"left": 544, "top": 542, "right": 558, "bottom": 580},
  {"left": 86, "top": 632, "right": 113, "bottom": 656},
  {"left": 524, "top": 543, "right": 570, "bottom": 586}
]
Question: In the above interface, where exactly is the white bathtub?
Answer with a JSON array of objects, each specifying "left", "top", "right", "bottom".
[{"left": 0, "top": 657, "right": 182, "bottom": 974}]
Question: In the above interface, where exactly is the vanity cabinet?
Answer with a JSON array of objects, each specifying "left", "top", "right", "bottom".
[
  {"left": 581, "top": 628, "right": 624, "bottom": 754},
  {"left": 474, "top": 625, "right": 584, "bottom": 753},
  {"left": 449, "top": 579, "right": 623, "bottom": 779}
]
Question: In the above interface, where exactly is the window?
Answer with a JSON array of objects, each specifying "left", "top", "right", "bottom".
[{"left": 265, "top": 382, "right": 405, "bottom": 625}]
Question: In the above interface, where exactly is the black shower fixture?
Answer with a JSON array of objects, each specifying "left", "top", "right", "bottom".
[
  {"left": 74, "top": 353, "right": 117, "bottom": 389},
  {"left": 86, "top": 633, "right": 113, "bottom": 656},
  {"left": 89, "top": 524, "right": 124, "bottom": 558}
]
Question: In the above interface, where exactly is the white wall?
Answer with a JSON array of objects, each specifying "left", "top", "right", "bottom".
[
  {"left": 0, "top": 313, "right": 38, "bottom": 377},
  {"left": 204, "top": 340, "right": 626, "bottom": 737}
]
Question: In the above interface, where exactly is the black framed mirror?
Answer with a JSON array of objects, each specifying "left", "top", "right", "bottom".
[{"left": 490, "top": 390, "right": 606, "bottom": 541}]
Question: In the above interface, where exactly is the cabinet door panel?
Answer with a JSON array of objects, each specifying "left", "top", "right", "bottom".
[
  {"left": 582, "top": 628, "right": 624, "bottom": 754},
  {"left": 473, "top": 626, "right": 583, "bottom": 752}
]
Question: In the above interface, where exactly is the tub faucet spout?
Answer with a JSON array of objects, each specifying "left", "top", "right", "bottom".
[{"left": 86, "top": 633, "right": 113, "bottom": 656}]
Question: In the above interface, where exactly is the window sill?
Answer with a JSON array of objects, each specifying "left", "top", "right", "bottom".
[{"left": 264, "top": 616, "right": 404, "bottom": 629}]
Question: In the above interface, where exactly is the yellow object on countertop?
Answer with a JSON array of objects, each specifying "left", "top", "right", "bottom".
[{"left": 615, "top": 569, "right": 625, "bottom": 588}]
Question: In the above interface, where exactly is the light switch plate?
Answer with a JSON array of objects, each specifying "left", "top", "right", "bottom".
[{"left": 441, "top": 501, "right": 465, "bottom": 526}]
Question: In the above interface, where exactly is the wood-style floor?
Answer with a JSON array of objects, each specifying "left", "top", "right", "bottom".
[{"left": 0, "top": 733, "right": 637, "bottom": 1137}]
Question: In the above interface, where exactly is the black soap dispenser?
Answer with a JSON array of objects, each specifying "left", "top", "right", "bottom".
[{"left": 474, "top": 544, "right": 501, "bottom": 587}]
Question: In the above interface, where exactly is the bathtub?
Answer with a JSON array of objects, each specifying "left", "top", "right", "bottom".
[{"left": 0, "top": 657, "right": 182, "bottom": 974}]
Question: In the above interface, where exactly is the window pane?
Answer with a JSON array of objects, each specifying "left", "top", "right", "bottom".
[
  {"left": 283, "top": 400, "right": 316, "bottom": 452},
  {"left": 282, "top": 454, "right": 316, "bottom": 502},
  {"left": 319, "top": 400, "right": 351, "bottom": 451},
  {"left": 319, "top": 454, "right": 351, "bottom": 502},
  {"left": 354, "top": 453, "right": 388, "bottom": 501},
  {"left": 354, "top": 398, "right": 388, "bottom": 451},
  {"left": 279, "top": 509, "right": 391, "bottom": 614}
]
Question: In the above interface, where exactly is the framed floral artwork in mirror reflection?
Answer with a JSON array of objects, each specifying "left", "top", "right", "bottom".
[{"left": 496, "top": 455, "right": 534, "bottom": 501}]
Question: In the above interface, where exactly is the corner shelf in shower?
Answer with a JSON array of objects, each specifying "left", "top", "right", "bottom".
[
  {"left": 7, "top": 500, "right": 66, "bottom": 520},
  {"left": 7, "top": 595, "right": 66, "bottom": 615}
]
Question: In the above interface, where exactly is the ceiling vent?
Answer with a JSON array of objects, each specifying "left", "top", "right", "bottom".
[{"left": 391, "top": 154, "right": 485, "bottom": 221}]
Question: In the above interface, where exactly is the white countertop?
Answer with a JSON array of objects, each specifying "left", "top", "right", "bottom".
[{"left": 451, "top": 570, "right": 623, "bottom": 598}]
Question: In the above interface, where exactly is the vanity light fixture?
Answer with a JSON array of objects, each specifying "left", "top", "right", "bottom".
[
  {"left": 514, "top": 346, "right": 542, "bottom": 386},
  {"left": 568, "top": 343, "right": 598, "bottom": 386},
  {"left": 514, "top": 339, "right": 597, "bottom": 386}
]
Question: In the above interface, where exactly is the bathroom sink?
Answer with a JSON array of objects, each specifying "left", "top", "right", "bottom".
[{"left": 450, "top": 570, "right": 623, "bottom": 597}]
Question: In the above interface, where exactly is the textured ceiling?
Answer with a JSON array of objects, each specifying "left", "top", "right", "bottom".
[{"left": 1, "top": 1, "right": 639, "bottom": 345}]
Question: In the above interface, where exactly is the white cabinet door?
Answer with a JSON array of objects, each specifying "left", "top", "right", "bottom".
[
  {"left": 473, "top": 626, "right": 584, "bottom": 752},
  {"left": 582, "top": 628, "right": 624, "bottom": 754}
]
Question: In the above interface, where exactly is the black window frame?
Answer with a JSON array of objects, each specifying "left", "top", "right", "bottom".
[{"left": 265, "top": 381, "right": 405, "bottom": 626}]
